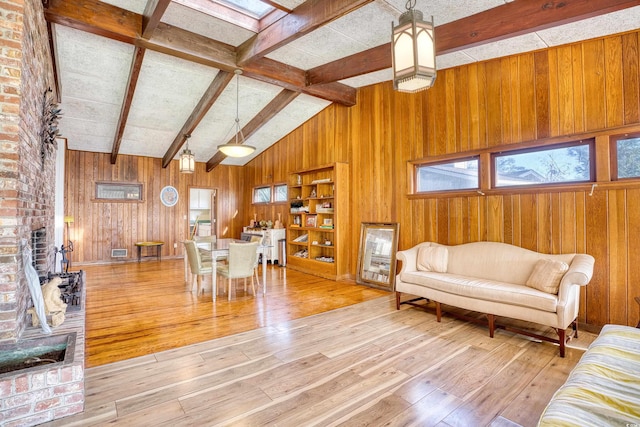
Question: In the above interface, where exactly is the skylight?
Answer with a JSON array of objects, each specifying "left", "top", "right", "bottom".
[{"left": 215, "top": 0, "right": 275, "bottom": 19}]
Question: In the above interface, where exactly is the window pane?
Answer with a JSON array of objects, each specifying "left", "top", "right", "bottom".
[
  {"left": 616, "top": 137, "right": 640, "bottom": 179},
  {"left": 274, "top": 184, "right": 287, "bottom": 202},
  {"left": 494, "top": 143, "right": 592, "bottom": 187},
  {"left": 416, "top": 159, "right": 479, "bottom": 192},
  {"left": 253, "top": 186, "right": 271, "bottom": 203}
]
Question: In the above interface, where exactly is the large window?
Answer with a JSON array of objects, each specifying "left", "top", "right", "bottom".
[
  {"left": 611, "top": 133, "right": 640, "bottom": 180},
  {"left": 415, "top": 158, "right": 479, "bottom": 193},
  {"left": 493, "top": 140, "right": 594, "bottom": 188}
]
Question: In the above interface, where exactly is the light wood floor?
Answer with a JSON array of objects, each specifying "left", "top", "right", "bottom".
[{"left": 42, "top": 259, "right": 595, "bottom": 426}]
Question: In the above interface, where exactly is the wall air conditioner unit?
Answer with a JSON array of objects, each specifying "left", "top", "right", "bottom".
[{"left": 111, "top": 248, "right": 128, "bottom": 258}]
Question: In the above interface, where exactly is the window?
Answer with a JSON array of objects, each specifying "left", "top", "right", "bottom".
[
  {"left": 273, "top": 184, "right": 287, "bottom": 202},
  {"left": 415, "top": 157, "right": 479, "bottom": 193},
  {"left": 253, "top": 186, "right": 271, "bottom": 204},
  {"left": 493, "top": 140, "right": 593, "bottom": 187},
  {"left": 95, "top": 182, "right": 142, "bottom": 201},
  {"left": 611, "top": 133, "right": 640, "bottom": 180}
]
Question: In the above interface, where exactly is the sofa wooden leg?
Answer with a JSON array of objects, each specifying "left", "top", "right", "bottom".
[
  {"left": 487, "top": 314, "right": 495, "bottom": 338},
  {"left": 395, "top": 292, "right": 401, "bottom": 310},
  {"left": 435, "top": 301, "right": 442, "bottom": 322},
  {"left": 573, "top": 321, "right": 578, "bottom": 339},
  {"left": 558, "top": 328, "right": 566, "bottom": 357}
]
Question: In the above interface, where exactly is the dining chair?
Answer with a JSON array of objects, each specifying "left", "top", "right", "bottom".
[
  {"left": 183, "top": 239, "right": 213, "bottom": 295},
  {"left": 216, "top": 241, "right": 260, "bottom": 301},
  {"left": 194, "top": 235, "right": 216, "bottom": 263}
]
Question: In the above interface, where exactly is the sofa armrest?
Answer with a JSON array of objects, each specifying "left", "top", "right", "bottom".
[{"left": 557, "top": 254, "right": 595, "bottom": 303}]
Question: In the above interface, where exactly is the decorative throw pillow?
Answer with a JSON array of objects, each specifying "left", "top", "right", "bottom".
[
  {"left": 417, "top": 246, "right": 448, "bottom": 273},
  {"left": 526, "top": 259, "right": 569, "bottom": 294}
]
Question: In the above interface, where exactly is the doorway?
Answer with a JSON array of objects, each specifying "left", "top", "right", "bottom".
[{"left": 189, "top": 188, "right": 217, "bottom": 239}]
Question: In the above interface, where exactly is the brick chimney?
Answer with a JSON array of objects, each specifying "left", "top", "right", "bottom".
[{"left": 0, "top": 0, "right": 57, "bottom": 343}]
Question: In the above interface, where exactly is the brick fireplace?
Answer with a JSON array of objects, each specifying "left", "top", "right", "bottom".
[{"left": 0, "top": 0, "right": 85, "bottom": 425}]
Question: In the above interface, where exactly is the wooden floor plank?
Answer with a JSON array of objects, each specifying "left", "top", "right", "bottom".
[{"left": 37, "top": 260, "right": 595, "bottom": 427}]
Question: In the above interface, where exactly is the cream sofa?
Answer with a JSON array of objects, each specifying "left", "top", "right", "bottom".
[{"left": 395, "top": 241, "right": 595, "bottom": 356}]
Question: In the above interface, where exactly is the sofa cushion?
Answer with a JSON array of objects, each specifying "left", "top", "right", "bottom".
[
  {"left": 400, "top": 271, "right": 558, "bottom": 313},
  {"left": 417, "top": 246, "right": 448, "bottom": 272},
  {"left": 526, "top": 259, "right": 569, "bottom": 294}
]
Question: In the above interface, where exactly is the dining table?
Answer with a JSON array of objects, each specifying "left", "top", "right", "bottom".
[{"left": 194, "top": 238, "right": 270, "bottom": 302}]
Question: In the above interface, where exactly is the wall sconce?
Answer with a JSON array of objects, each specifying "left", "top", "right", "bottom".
[
  {"left": 391, "top": 0, "right": 436, "bottom": 93},
  {"left": 179, "top": 134, "right": 195, "bottom": 173}
]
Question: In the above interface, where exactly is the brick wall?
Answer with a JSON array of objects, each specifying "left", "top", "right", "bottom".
[{"left": 0, "top": 0, "right": 57, "bottom": 342}]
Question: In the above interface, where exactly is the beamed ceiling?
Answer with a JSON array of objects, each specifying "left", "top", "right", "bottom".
[{"left": 44, "top": 0, "right": 640, "bottom": 171}]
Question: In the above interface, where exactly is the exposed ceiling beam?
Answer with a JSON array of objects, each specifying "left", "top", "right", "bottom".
[
  {"left": 44, "top": 0, "right": 141, "bottom": 44},
  {"left": 236, "top": 0, "right": 374, "bottom": 66},
  {"left": 436, "top": 0, "right": 640, "bottom": 54},
  {"left": 206, "top": 89, "right": 300, "bottom": 171},
  {"left": 43, "top": 0, "right": 356, "bottom": 106},
  {"left": 141, "top": 22, "right": 237, "bottom": 69},
  {"left": 306, "top": 44, "right": 388, "bottom": 86},
  {"left": 306, "top": 0, "right": 640, "bottom": 85},
  {"left": 45, "top": 21, "right": 61, "bottom": 101},
  {"left": 110, "top": 47, "right": 146, "bottom": 164},
  {"left": 141, "top": 0, "right": 171, "bottom": 39},
  {"left": 161, "top": 70, "right": 234, "bottom": 168},
  {"left": 243, "top": 58, "right": 355, "bottom": 105}
]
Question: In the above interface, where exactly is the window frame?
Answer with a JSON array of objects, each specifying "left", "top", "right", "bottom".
[
  {"left": 491, "top": 139, "right": 595, "bottom": 189},
  {"left": 413, "top": 156, "right": 480, "bottom": 194},
  {"left": 273, "top": 183, "right": 288, "bottom": 203},
  {"left": 610, "top": 132, "right": 640, "bottom": 181},
  {"left": 252, "top": 185, "right": 272, "bottom": 204}
]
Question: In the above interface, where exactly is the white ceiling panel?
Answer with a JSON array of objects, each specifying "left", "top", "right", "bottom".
[
  {"left": 225, "top": 94, "right": 331, "bottom": 165},
  {"left": 99, "top": 0, "right": 147, "bottom": 14},
  {"left": 162, "top": 2, "right": 256, "bottom": 47},
  {"left": 118, "top": 50, "right": 220, "bottom": 157},
  {"left": 459, "top": 32, "right": 548, "bottom": 62},
  {"left": 55, "top": 25, "right": 134, "bottom": 152},
  {"left": 383, "top": 0, "right": 507, "bottom": 25},
  {"left": 339, "top": 68, "right": 392, "bottom": 88},
  {"left": 269, "top": 0, "right": 306, "bottom": 10},
  {"left": 436, "top": 51, "right": 477, "bottom": 70},
  {"left": 187, "top": 75, "right": 284, "bottom": 162},
  {"left": 537, "top": 6, "right": 640, "bottom": 47}
]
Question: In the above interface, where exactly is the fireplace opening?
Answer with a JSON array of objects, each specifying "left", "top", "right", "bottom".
[
  {"left": 0, "top": 332, "right": 76, "bottom": 377},
  {"left": 31, "top": 227, "right": 49, "bottom": 280}
]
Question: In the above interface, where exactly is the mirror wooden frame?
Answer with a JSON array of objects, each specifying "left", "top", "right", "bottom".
[{"left": 356, "top": 222, "right": 400, "bottom": 290}]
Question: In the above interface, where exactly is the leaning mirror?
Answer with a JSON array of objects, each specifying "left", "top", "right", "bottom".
[{"left": 356, "top": 222, "right": 399, "bottom": 290}]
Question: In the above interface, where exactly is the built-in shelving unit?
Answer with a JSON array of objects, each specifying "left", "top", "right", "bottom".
[{"left": 287, "top": 163, "right": 349, "bottom": 280}]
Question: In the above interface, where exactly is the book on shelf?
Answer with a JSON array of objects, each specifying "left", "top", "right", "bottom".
[
  {"left": 292, "top": 234, "right": 308, "bottom": 242},
  {"left": 319, "top": 225, "right": 334, "bottom": 229}
]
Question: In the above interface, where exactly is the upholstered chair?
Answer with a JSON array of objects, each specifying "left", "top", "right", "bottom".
[
  {"left": 183, "top": 239, "right": 213, "bottom": 295},
  {"left": 216, "top": 241, "right": 259, "bottom": 301}
]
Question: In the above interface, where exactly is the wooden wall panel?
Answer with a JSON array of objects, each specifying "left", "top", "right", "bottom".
[
  {"left": 65, "top": 151, "right": 244, "bottom": 263},
  {"left": 253, "top": 29, "right": 639, "bottom": 329}
]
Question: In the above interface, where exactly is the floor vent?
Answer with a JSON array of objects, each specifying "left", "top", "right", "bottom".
[{"left": 111, "top": 249, "right": 127, "bottom": 258}]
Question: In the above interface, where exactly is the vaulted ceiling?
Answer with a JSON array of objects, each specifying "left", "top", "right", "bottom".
[{"left": 44, "top": 0, "right": 640, "bottom": 170}]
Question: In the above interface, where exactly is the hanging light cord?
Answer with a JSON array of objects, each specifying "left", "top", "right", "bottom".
[{"left": 234, "top": 71, "right": 246, "bottom": 145}]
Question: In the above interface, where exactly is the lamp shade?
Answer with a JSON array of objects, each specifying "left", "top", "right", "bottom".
[
  {"left": 179, "top": 147, "right": 195, "bottom": 173},
  {"left": 392, "top": 9, "right": 436, "bottom": 93},
  {"left": 217, "top": 143, "right": 256, "bottom": 158}
]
